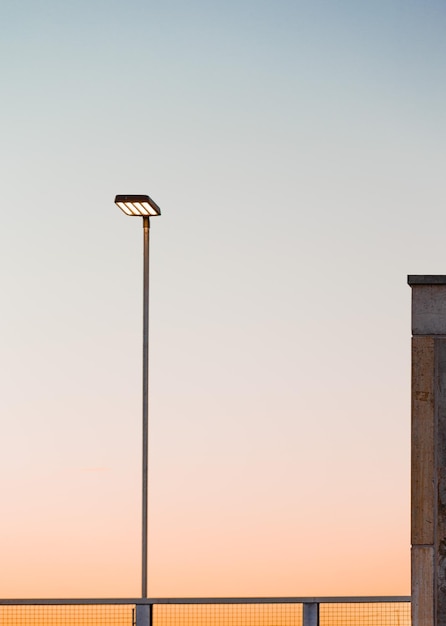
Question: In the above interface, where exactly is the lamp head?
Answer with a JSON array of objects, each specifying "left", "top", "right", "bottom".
[{"left": 115, "top": 195, "right": 161, "bottom": 217}]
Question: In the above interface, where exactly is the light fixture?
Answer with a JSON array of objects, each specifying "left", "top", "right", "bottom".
[{"left": 115, "top": 194, "right": 161, "bottom": 217}]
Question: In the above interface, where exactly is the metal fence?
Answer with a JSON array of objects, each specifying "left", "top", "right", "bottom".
[{"left": 0, "top": 597, "right": 411, "bottom": 626}]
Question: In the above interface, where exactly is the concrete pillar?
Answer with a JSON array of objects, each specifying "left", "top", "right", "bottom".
[{"left": 409, "top": 275, "right": 446, "bottom": 626}]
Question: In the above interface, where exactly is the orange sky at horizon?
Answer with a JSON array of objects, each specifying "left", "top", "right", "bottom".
[{"left": 0, "top": 462, "right": 409, "bottom": 599}]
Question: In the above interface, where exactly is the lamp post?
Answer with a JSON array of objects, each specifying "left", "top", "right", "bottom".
[{"left": 114, "top": 194, "right": 161, "bottom": 602}]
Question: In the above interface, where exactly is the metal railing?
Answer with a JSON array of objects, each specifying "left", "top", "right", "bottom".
[{"left": 0, "top": 596, "right": 411, "bottom": 626}]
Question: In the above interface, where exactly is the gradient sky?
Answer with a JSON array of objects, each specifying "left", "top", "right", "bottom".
[{"left": 1, "top": 0, "right": 445, "bottom": 599}]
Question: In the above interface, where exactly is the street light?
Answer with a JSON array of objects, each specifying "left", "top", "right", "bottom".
[
  {"left": 115, "top": 194, "right": 161, "bottom": 218},
  {"left": 114, "top": 194, "right": 161, "bottom": 601}
]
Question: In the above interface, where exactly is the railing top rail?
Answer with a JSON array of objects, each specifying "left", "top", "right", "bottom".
[{"left": 0, "top": 596, "right": 411, "bottom": 606}]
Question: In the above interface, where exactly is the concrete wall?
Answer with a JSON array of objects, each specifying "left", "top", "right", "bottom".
[{"left": 409, "top": 276, "right": 446, "bottom": 626}]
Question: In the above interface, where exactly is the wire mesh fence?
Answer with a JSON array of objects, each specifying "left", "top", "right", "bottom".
[
  {"left": 154, "top": 602, "right": 302, "bottom": 626},
  {"left": 154, "top": 601, "right": 411, "bottom": 626},
  {"left": 0, "top": 604, "right": 135, "bottom": 626},
  {"left": 0, "top": 598, "right": 411, "bottom": 626},
  {"left": 320, "top": 602, "right": 411, "bottom": 626}
]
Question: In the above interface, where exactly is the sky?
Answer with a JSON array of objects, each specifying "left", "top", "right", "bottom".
[{"left": 0, "top": 0, "right": 445, "bottom": 600}]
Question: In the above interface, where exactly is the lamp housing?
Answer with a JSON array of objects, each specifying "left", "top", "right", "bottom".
[{"left": 115, "top": 195, "right": 161, "bottom": 217}]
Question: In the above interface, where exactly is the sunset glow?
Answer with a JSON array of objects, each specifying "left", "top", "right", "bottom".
[{"left": 2, "top": 0, "right": 445, "bottom": 606}]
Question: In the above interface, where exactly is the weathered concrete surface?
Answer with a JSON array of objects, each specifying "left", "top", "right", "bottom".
[
  {"left": 412, "top": 546, "right": 434, "bottom": 626},
  {"left": 409, "top": 278, "right": 446, "bottom": 335},
  {"left": 412, "top": 336, "right": 435, "bottom": 546},
  {"left": 410, "top": 277, "right": 446, "bottom": 626},
  {"left": 436, "top": 340, "right": 446, "bottom": 626}
]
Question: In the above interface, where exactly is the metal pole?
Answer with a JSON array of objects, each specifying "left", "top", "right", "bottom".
[{"left": 142, "top": 216, "right": 150, "bottom": 599}]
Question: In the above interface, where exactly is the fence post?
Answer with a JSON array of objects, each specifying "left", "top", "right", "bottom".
[
  {"left": 303, "top": 602, "right": 319, "bottom": 626},
  {"left": 135, "top": 603, "right": 152, "bottom": 626}
]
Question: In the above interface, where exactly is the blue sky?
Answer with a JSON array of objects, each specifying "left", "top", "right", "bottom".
[{"left": 1, "top": 0, "right": 445, "bottom": 598}]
